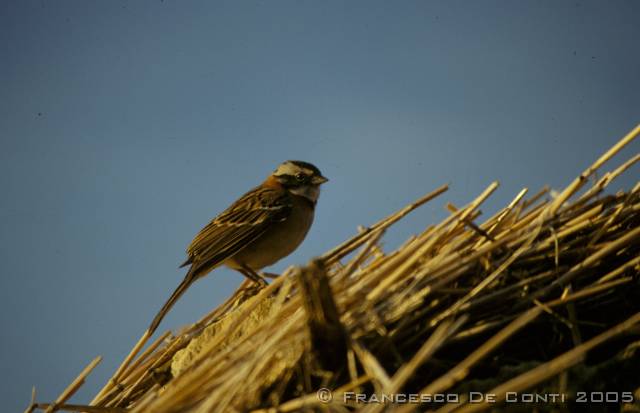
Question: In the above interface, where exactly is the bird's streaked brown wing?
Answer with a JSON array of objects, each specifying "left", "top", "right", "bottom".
[
  {"left": 184, "top": 185, "right": 292, "bottom": 277},
  {"left": 148, "top": 185, "right": 291, "bottom": 334}
]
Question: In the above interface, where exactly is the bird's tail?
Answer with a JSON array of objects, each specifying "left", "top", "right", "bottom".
[{"left": 148, "top": 270, "right": 197, "bottom": 335}]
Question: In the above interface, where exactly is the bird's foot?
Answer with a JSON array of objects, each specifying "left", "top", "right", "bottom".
[{"left": 239, "top": 265, "right": 269, "bottom": 287}]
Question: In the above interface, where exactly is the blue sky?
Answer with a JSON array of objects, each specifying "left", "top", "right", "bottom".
[{"left": 1, "top": 1, "right": 639, "bottom": 410}]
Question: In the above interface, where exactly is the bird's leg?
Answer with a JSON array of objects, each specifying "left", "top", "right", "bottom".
[
  {"left": 238, "top": 265, "right": 268, "bottom": 287},
  {"left": 261, "top": 272, "right": 280, "bottom": 279}
]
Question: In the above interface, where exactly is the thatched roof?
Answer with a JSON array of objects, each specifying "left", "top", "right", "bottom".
[{"left": 29, "top": 125, "right": 640, "bottom": 413}]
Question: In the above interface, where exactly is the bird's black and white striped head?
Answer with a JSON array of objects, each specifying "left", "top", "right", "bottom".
[{"left": 273, "top": 160, "right": 328, "bottom": 203}]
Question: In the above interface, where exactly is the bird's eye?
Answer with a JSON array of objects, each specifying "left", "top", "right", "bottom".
[{"left": 295, "top": 173, "right": 306, "bottom": 182}]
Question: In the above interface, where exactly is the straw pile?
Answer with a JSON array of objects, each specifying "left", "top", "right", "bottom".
[{"left": 29, "top": 125, "right": 640, "bottom": 413}]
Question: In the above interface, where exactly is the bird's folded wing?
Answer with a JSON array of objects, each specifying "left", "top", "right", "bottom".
[{"left": 184, "top": 186, "right": 292, "bottom": 276}]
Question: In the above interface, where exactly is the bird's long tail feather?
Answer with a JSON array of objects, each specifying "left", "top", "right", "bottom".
[{"left": 148, "top": 271, "right": 196, "bottom": 335}]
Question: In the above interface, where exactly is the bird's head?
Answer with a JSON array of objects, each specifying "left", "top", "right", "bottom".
[{"left": 271, "top": 160, "right": 328, "bottom": 204}]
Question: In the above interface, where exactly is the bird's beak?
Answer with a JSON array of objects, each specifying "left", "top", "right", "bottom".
[{"left": 312, "top": 175, "right": 329, "bottom": 185}]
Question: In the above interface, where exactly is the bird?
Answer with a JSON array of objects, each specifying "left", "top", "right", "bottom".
[{"left": 148, "top": 160, "right": 328, "bottom": 334}]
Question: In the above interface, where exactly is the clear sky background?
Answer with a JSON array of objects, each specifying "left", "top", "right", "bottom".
[{"left": 1, "top": 1, "right": 639, "bottom": 410}]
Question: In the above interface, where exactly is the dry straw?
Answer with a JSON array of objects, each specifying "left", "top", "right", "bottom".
[{"left": 28, "top": 125, "right": 640, "bottom": 412}]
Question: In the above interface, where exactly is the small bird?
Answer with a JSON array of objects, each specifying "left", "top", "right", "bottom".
[{"left": 148, "top": 160, "right": 328, "bottom": 334}]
